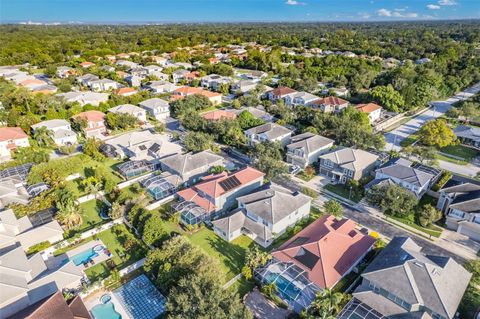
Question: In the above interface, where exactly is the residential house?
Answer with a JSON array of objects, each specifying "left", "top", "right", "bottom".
[
  {"left": 172, "top": 69, "right": 190, "bottom": 84},
  {"left": 56, "top": 66, "right": 76, "bottom": 79},
  {"left": 143, "top": 81, "right": 178, "bottom": 94},
  {"left": 56, "top": 91, "right": 109, "bottom": 107},
  {"left": 108, "top": 104, "right": 147, "bottom": 122},
  {"left": 71, "top": 111, "right": 107, "bottom": 139},
  {"left": 102, "top": 130, "right": 181, "bottom": 163},
  {"left": 366, "top": 158, "right": 436, "bottom": 199},
  {"left": 319, "top": 147, "right": 379, "bottom": 183},
  {"left": 231, "top": 80, "right": 257, "bottom": 94},
  {"left": 31, "top": 85, "right": 58, "bottom": 95},
  {"left": 116, "top": 60, "right": 139, "bottom": 69},
  {"left": 437, "top": 183, "right": 480, "bottom": 241},
  {"left": 125, "top": 75, "right": 143, "bottom": 87},
  {"left": 159, "top": 150, "right": 224, "bottom": 186},
  {"left": 201, "top": 110, "right": 237, "bottom": 121},
  {"left": 356, "top": 103, "right": 383, "bottom": 124},
  {"left": 0, "top": 127, "right": 30, "bottom": 162},
  {"left": 170, "top": 62, "right": 193, "bottom": 69},
  {"left": 115, "top": 87, "right": 138, "bottom": 97},
  {"left": 89, "top": 79, "right": 120, "bottom": 92},
  {"left": 284, "top": 91, "right": 320, "bottom": 107},
  {"left": 150, "top": 56, "right": 168, "bottom": 66},
  {"left": 200, "top": 74, "right": 233, "bottom": 91},
  {"left": 139, "top": 98, "right": 170, "bottom": 122},
  {"left": 176, "top": 167, "right": 265, "bottom": 225},
  {"left": 454, "top": 125, "right": 480, "bottom": 148},
  {"left": 231, "top": 106, "right": 275, "bottom": 123},
  {"left": 310, "top": 96, "right": 349, "bottom": 113},
  {"left": 286, "top": 133, "right": 334, "bottom": 168},
  {"left": 76, "top": 74, "right": 99, "bottom": 87},
  {"left": 257, "top": 215, "right": 375, "bottom": 313},
  {"left": 19, "top": 79, "right": 48, "bottom": 90},
  {"left": 267, "top": 86, "right": 297, "bottom": 103},
  {"left": 116, "top": 53, "right": 130, "bottom": 59},
  {"left": 0, "top": 208, "right": 63, "bottom": 251},
  {"left": 129, "top": 67, "right": 148, "bottom": 78},
  {"left": 212, "top": 183, "right": 311, "bottom": 247},
  {"left": 339, "top": 236, "right": 471, "bottom": 319},
  {"left": 239, "top": 70, "right": 267, "bottom": 81},
  {"left": 143, "top": 64, "right": 163, "bottom": 75},
  {"left": 244, "top": 123, "right": 293, "bottom": 147},
  {"left": 31, "top": 119, "right": 77, "bottom": 146},
  {"left": 12, "top": 290, "right": 91, "bottom": 319},
  {"left": 99, "top": 65, "right": 115, "bottom": 73},
  {"left": 79, "top": 61, "right": 95, "bottom": 68},
  {"left": 172, "top": 86, "right": 222, "bottom": 106}
]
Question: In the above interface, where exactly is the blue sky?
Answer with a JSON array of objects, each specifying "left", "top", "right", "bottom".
[{"left": 1, "top": 0, "right": 479, "bottom": 23}]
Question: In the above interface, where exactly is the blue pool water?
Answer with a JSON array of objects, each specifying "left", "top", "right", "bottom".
[
  {"left": 91, "top": 301, "right": 121, "bottom": 319},
  {"left": 71, "top": 248, "right": 98, "bottom": 266}
]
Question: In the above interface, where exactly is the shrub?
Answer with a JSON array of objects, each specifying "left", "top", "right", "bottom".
[
  {"left": 300, "top": 187, "right": 317, "bottom": 199},
  {"left": 26, "top": 241, "right": 51, "bottom": 254}
]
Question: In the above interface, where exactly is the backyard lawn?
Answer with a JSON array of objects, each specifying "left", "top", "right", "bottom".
[
  {"left": 77, "top": 199, "right": 108, "bottom": 232},
  {"left": 439, "top": 144, "right": 479, "bottom": 161},
  {"left": 324, "top": 183, "right": 362, "bottom": 203}
]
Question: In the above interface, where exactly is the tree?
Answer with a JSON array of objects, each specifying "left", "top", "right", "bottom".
[
  {"left": 105, "top": 112, "right": 138, "bottom": 130},
  {"left": 167, "top": 274, "right": 252, "bottom": 319},
  {"left": 418, "top": 119, "right": 457, "bottom": 148},
  {"left": 249, "top": 141, "right": 288, "bottom": 179},
  {"left": 458, "top": 101, "right": 480, "bottom": 124},
  {"left": 183, "top": 131, "right": 214, "bottom": 152},
  {"left": 170, "top": 94, "right": 211, "bottom": 117},
  {"left": 245, "top": 246, "right": 271, "bottom": 270},
  {"left": 366, "top": 184, "right": 418, "bottom": 218},
  {"left": 418, "top": 204, "right": 442, "bottom": 227},
  {"left": 33, "top": 126, "right": 54, "bottom": 147},
  {"left": 108, "top": 201, "right": 123, "bottom": 219},
  {"left": 369, "top": 85, "right": 405, "bottom": 113},
  {"left": 306, "top": 289, "right": 346, "bottom": 319},
  {"left": 81, "top": 176, "right": 102, "bottom": 198},
  {"left": 142, "top": 214, "right": 168, "bottom": 247},
  {"left": 13, "top": 146, "right": 50, "bottom": 164},
  {"left": 324, "top": 199, "right": 343, "bottom": 218},
  {"left": 237, "top": 110, "right": 265, "bottom": 129},
  {"left": 83, "top": 138, "right": 105, "bottom": 161}
]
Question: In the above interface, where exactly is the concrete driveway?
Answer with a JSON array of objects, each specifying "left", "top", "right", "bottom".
[{"left": 244, "top": 288, "right": 291, "bottom": 319}]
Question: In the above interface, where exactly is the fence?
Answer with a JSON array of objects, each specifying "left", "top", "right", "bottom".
[{"left": 145, "top": 195, "right": 175, "bottom": 211}]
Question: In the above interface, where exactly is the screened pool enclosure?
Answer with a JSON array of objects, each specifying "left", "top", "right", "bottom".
[
  {"left": 140, "top": 175, "right": 176, "bottom": 200},
  {"left": 117, "top": 160, "right": 155, "bottom": 179},
  {"left": 172, "top": 201, "right": 208, "bottom": 226}
]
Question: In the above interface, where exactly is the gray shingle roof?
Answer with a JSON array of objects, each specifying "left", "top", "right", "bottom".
[
  {"left": 320, "top": 147, "right": 379, "bottom": 172},
  {"left": 454, "top": 125, "right": 480, "bottom": 142},
  {"left": 287, "top": 133, "right": 334, "bottom": 156},
  {"left": 245, "top": 123, "right": 292, "bottom": 140},
  {"left": 160, "top": 151, "right": 223, "bottom": 176},
  {"left": 377, "top": 160, "right": 434, "bottom": 188}
]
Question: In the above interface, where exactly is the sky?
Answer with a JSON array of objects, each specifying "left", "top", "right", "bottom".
[{"left": 1, "top": 0, "right": 479, "bottom": 23}]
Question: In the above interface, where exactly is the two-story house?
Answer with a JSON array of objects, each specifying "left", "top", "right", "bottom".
[
  {"left": 284, "top": 91, "right": 320, "bottom": 107},
  {"left": 31, "top": 119, "right": 77, "bottom": 146},
  {"left": 108, "top": 104, "right": 147, "bottom": 123},
  {"left": 143, "top": 81, "right": 179, "bottom": 94},
  {"left": 310, "top": 96, "right": 349, "bottom": 113},
  {"left": 319, "top": 147, "right": 379, "bottom": 183},
  {"left": 76, "top": 74, "right": 99, "bottom": 87},
  {"left": 56, "top": 91, "right": 109, "bottom": 106},
  {"left": 172, "top": 86, "right": 222, "bottom": 106},
  {"left": 0, "top": 127, "right": 30, "bottom": 162},
  {"left": 176, "top": 167, "right": 265, "bottom": 225},
  {"left": 266, "top": 86, "right": 297, "bottom": 103},
  {"left": 339, "top": 236, "right": 471, "bottom": 319},
  {"left": 454, "top": 125, "right": 480, "bottom": 148},
  {"left": 286, "top": 133, "right": 334, "bottom": 168},
  {"left": 71, "top": 110, "right": 107, "bottom": 139},
  {"left": 139, "top": 98, "right": 170, "bottom": 122},
  {"left": 89, "top": 79, "right": 121, "bottom": 92},
  {"left": 437, "top": 182, "right": 480, "bottom": 241},
  {"left": 356, "top": 103, "right": 383, "bottom": 124},
  {"left": 200, "top": 74, "right": 233, "bottom": 91},
  {"left": 367, "top": 158, "right": 436, "bottom": 199},
  {"left": 244, "top": 123, "right": 293, "bottom": 147},
  {"left": 231, "top": 80, "right": 257, "bottom": 94},
  {"left": 212, "top": 183, "right": 311, "bottom": 247},
  {"left": 172, "top": 69, "right": 190, "bottom": 84}
]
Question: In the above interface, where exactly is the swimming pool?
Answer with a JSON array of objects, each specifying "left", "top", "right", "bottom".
[
  {"left": 71, "top": 245, "right": 103, "bottom": 266},
  {"left": 91, "top": 301, "right": 121, "bottom": 319}
]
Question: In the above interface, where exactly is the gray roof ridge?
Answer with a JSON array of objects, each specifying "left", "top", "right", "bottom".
[
  {"left": 424, "top": 262, "right": 450, "bottom": 318},
  {"left": 404, "top": 262, "right": 424, "bottom": 305}
]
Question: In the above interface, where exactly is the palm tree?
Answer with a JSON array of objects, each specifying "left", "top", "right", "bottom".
[
  {"left": 309, "top": 289, "right": 345, "bottom": 318},
  {"left": 82, "top": 176, "right": 102, "bottom": 199},
  {"left": 108, "top": 201, "right": 123, "bottom": 219},
  {"left": 33, "top": 126, "right": 54, "bottom": 147},
  {"left": 57, "top": 203, "right": 82, "bottom": 230}
]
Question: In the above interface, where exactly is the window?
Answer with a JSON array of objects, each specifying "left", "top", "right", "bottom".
[{"left": 449, "top": 209, "right": 465, "bottom": 219}]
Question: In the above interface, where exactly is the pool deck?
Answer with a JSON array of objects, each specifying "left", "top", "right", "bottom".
[
  {"left": 84, "top": 289, "right": 131, "bottom": 319},
  {"left": 45, "top": 239, "right": 111, "bottom": 270}
]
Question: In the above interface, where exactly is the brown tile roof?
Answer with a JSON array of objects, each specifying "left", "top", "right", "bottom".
[
  {"left": 272, "top": 215, "right": 375, "bottom": 289},
  {"left": 201, "top": 110, "right": 237, "bottom": 121},
  {"left": 174, "top": 86, "right": 221, "bottom": 98},
  {"left": 115, "top": 87, "right": 137, "bottom": 95},
  {"left": 72, "top": 110, "right": 106, "bottom": 122},
  {"left": 356, "top": 102, "right": 382, "bottom": 113},
  {"left": 0, "top": 127, "right": 28, "bottom": 142},
  {"left": 271, "top": 86, "right": 296, "bottom": 96},
  {"left": 79, "top": 61, "right": 95, "bottom": 67},
  {"left": 311, "top": 96, "right": 348, "bottom": 106}
]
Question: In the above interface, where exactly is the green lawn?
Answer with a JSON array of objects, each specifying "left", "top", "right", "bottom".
[
  {"left": 435, "top": 153, "right": 468, "bottom": 165},
  {"left": 324, "top": 184, "right": 362, "bottom": 203},
  {"left": 440, "top": 145, "right": 479, "bottom": 161},
  {"left": 77, "top": 199, "right": 108, "bottom": 232},
  {"left": 400, "top": 133, "right": 419, "bottom": 147},
  {"left": 297, "top": 171, "right": 315, "bottom": 182},
  {"left": 387, "top": 215, "right": 443, "bottom": 238},
  {"left": 228, "top": 277, "right": 256, "bottom": 298}
]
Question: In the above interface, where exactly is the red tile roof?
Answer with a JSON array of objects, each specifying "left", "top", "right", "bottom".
[
  {"left": 80, "top": 61, "right": 95, "bottom": 67},
  {"left": 174, "top": 86, "right": 221, "bottom": 98},
  {"left": 272, "top": 215, "right": 375, "bottom": 289},
  {"left": 356, "top": 102, "right": 382, "bottom": 113},
  {"left": 271, "top": 86, "right": 296, "bottom": 97},
  {"left": 177, "top": 167, "right": 265, "bottom": 213},
  {"left": 20, "top": 79, "right": 46, "bottom": 87},
  {"left": 311, "top": 96, "right": 348, "bottom": 106},
  {"left": 201, "top": 110, "right": 237, "bottom": 121},
  {"left": 115, "top": 87, "right": 137, "bottom": 95},
  {"left": 0, "top": 127, "right": 28, "bottom": 142},
  {"left": 72, "top": 110, "right": 106, "bottom": 122}
]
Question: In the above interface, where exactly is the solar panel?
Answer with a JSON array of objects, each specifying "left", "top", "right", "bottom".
[
  {"left": 139, "top": 145, "right": 147, "bottom": 151},
  {"left": 149, "top": 143, "right": 161, "bottom": 153},
  {"left": 29, "top": 207, "right": 56, "bottom": 227},
  {"left": 294, "top": 248, "right": 319, "bottom": 270},
  {"left": 219, "top": 175, "right": 241, "bottom": 191},
  {"left": 0, "top": 163, "right": 33, "bottom": 181},
  {"left": 288, "top": 236, "right": 310, "bottom": 247}
]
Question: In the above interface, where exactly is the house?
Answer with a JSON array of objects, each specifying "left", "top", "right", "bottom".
[
  {"left": 244, "top": 123, "right": 293, "bottom": 147},
  {"left": 176, "top": 167, "right": 265, "bottom": 225},
  {"left": 150, "top": 56, "right": 168, "bottom": 66},
  {"left": 125, "top": 75, "right": 143, "bottom": 87},
  {"left": 31, "top": 85, "right": 58, "bottom": 95},
  {"left": 201, "top": 110, "right": 237, "bottom": 121},
  {"left": 319, "top": 147, "right": 379, "bottom": 183},
  {"left": 116, "top": 53, "right": 130, "bottom": 59},
  {"left": 454, "top": 125, "right": 480, "bottom": 148},
  {"left": 116, "top": 60, "right": 138, "bottom": 69},
  {"left": 89, "top": 79, "right": 120, "bottom": 92},
  {"left": 102, "top": 130, "right": 181, "bottom": 164},
  {"left": 339, "top": 237, "right": 471, "bottom": 319},
  {"left": 129, "top": 67, "right": 148, "bottom": 78},
  {"left": 76, "top": 74, "right": 99, "bottom": 87},
  {"left": 437, "top": 182, "right": 480, "bottom": 241},
  {"left": 143, "top": 64, "right": 163, "bottom": 75},
  {"left": 19, "top": 79, "right": 48, "bottom": 90},
  {"left": 143, "top": 81, "right": 178, "bottom": 94},
  {"left": 0, "top": 208, "right": 63, "bottom": 251},
  {"left": 356, "top": 102, "right": 383, "bottom": 123},
  {"left": 139, "top": 98, "right": 170, "bottom": 121},
  {"left": 71, "top": 111, "right": 107, "bottom": 139},
  {"left": 115, "top": 87, "right": 138, "bottom": 96},
  {"left": 286, "top": 133, "right": 334, "bottom": 168},
  {"left": 79, "top": 61, "right": 95, "bottom": 68},
  {"left": 172, "top": 86, "right": 222, "bottom": 106},
  {"left": 239, "top": 70, "right": 267, "bottom": 81},
  {"left": 159, "top": 150, "right": 224, "bottom": 186},
  {"left": 0, "top": 242, "right": 84, "bottom": 319},
  {"left": 56, "top": 66, "right": 76, "bottom": 79},
  {"left": 231, "top": 106, "right": 275, "bottom": 123},
  {"left": 172, "top": 69, "right": 190, "bottom": 84},
  {"left": 284, "top": 91, "right": 320, "bottom": 107},
  {"left": 31, "top": 119, "right": 77, "bottom": 146},
  {"left": 256, "top": 215, "right": 375, "bottom": 313},
  {"left": 310, "top": 96, "right": 349, "bottom": 113},
  {"left": 200, "top": 74, "right": 233, "bottom": 91},
  {"left": 366, "top": 158, "right": 436, "bottom": 199},
  {"left": 267, "top": 86, "right": 297, "bottom": 103},
  {"left": 12, "top": 290, "right": 91, "bottom": 319},
  {"left": 212, "top": 183, "right": 311, "bottom": 247},
  {"left": 231, "top": 80, "right": 257, "bottom": 94},
  {"left": 0, "top": 127, "right": 30, "bottom": 162},
  {"left": 105, "top": 55, "right": 116, "bottom": 62},
  {"left": 108, "top": 104, "right": 147, "bottom": 122},
  {"left": 326, "top": 87, "right": 349, "bottom": 97},
  {"left": 56, "top": 91, "right": 109, "bottom": 106}
]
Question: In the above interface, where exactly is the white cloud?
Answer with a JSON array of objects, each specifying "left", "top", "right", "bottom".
[
  {"left": 377, "top": 8, "right": 392, "bottom": 16},
  {"left": 427, "top": 4, "right": 441, "bottom": 9},
  {"left": 285, "top": 0, "right": 305, "bottom": 5},
  {"left": 438, "top": 0, "right": 457, "bottom": 5},
  {"left": 377, "top": 8, "right": 418, "bottom": 18}
]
